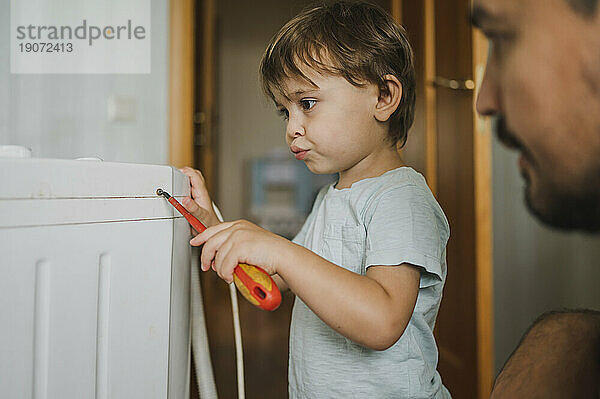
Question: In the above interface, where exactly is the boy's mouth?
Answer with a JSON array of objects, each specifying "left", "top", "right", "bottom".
[
  {"left": 290, "top": 145, "right": 309, "bottom": 160},
  {"left": 294, "top": 150, "right": 309, "bottom": 160}
]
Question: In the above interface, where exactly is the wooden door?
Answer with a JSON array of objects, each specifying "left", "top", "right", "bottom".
[
  {"left": 168, "top": 0, "right": 195, "bottom": 169},
  {"left": 191, "top": 1, "right": 295, "bottom": 397},
  {"left": 194, "top": 0, "right": 217, "bottom": 197},
  {"left": 399, "top": 0, "right": 494, "bottom": 398}
]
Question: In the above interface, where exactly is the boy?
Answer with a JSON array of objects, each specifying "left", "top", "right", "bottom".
[{"left": 182, "top": 1, "right": 451, "bottom": 397}]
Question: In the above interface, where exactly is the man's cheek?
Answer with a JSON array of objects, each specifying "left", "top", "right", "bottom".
[{"left": 506, "top": 71, "right": 549, "bottom": 136}]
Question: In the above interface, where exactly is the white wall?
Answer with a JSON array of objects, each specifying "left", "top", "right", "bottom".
[
  {"left": 492, "top": 140, "right": 600, "bottom": 373},
  {"left": 0, "top": 0, "right": 169, "bottom": 164}
]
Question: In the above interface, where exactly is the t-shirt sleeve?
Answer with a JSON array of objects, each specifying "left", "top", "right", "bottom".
[{"left": 364, "top": 185, "right": 450, "bottom": 288}]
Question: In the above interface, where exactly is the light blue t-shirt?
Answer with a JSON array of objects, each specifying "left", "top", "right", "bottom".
[{"left": 289, "top": 167, "right": 451, "bottom": 398}]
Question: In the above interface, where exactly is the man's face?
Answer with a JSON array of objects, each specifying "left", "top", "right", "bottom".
[{"left": 473, "top": 0, "right": 600, "bottom": 232}]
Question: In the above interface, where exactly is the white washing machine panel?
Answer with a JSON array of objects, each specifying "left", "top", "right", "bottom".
[{"left": 0, "top": 158, "right": 192, "bottom": 399}]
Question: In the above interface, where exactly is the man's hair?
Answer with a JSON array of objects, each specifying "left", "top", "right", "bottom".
[
  {"left": 566, "top": 0, "right": 598, "bottom": 16},
  {"left": 259, "top": 1, "right": 416, "bottom": 148}
]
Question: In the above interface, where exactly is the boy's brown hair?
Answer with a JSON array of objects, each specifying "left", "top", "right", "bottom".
[{"left": 260, "top": 1, "right": 416, "bottom": 147}]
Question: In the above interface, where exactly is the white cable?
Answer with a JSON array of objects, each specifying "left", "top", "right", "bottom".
[
  {"left": 191, "top": 247, "right": 218, "bottom": 399},
  {"left": 212, "top": 203, "right": 245, "bottom": 399}
]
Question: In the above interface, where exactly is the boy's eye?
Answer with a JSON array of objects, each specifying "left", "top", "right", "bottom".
[
  {"left": 277, "top": 108, "right": 289, "bottom": 120},
  {"left": 299, "top": 99, "right": 316, "bottom": 111}
]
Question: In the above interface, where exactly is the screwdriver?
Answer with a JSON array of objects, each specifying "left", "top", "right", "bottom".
[{"left": 156, "top": 188, "right": 281, "bottom": 311}]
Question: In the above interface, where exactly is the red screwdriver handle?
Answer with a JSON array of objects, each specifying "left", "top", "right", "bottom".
[
  {"left": 159, "top": 190, "right": 281, "bottom": 311},
  {"left": 233, "top": 264, "right": 282, "bottom": 311}
]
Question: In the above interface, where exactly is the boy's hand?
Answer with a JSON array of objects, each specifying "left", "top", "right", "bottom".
[
  {"left": 179, "top": 167, "right": 220, "bottom": 228},
  {"left": 190, "top": 219, "right": 290, "bottom": 283}
]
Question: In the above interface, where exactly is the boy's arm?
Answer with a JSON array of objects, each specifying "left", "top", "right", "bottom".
[
  {"left": 180, "top": 167, "right": 292, "bottom": 293},
  {"left": 277, "top": 242, "right": 420, "bottom": 351},
  {"left": 191, "top": 220, "right": 419, "bottom": 351}
]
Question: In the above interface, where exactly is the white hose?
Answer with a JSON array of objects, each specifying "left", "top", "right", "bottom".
[
  {"left": 229, "top": 276, "right": 245, "bottom": 399},
  {"left": 191, "top": 248, "right": 218, "bottom": 399},
  {"left": 189, "top": 203, "right": 245, "bottom": 399}
]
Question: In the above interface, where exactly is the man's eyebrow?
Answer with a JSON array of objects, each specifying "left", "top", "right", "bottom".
[{"left": 470, "top": 5, "right": 502, "bottom": 29}]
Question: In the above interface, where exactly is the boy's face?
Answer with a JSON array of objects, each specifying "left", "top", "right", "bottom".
[{"left": 273, "top": 68, "right": 391, "bottom": 184}]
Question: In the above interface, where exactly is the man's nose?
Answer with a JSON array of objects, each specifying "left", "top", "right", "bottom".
[{"left": 476, "top": 63, "right": 500, "bottom": 117}]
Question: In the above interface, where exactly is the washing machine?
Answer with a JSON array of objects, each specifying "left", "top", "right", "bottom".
[{"left": 0, "top": 155, "right": 193, "bottom": 398}]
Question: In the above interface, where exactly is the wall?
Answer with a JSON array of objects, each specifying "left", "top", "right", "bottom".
[
  {"left": 492, "top": 140, "right": 600, "bottom": 373},
  {"left": 0, "top": 0, "right": 169, "bottom": 164},
  {"left": 216, "top": 0, "right": 304, "bottom": 220}
]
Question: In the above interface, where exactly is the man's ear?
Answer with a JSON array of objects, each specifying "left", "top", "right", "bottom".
[{"left": 374, "top": 74, "right": 402, "bottom": 122}]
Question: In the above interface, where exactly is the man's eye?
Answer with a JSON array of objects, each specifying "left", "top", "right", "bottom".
[
  {"left": 488, "top": 38, "right": 506, "bottom": 59},
  {"left": 277, "top": 108, "right": 289, "bottom": 120},
  {"left": 485, "top": 31, "right": 514, "bottom": 49},
  {"left": 300, "top": 99, "right": 316, "bottom": 111}
]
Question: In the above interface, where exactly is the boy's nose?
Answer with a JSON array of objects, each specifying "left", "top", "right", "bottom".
[{"left": 286, "top": 114, "right": 305, "bottom": 139}]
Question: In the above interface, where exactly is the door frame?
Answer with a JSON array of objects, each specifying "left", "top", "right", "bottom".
[{"left": 168, "top": 0, "right": 196, "bottom": 169}]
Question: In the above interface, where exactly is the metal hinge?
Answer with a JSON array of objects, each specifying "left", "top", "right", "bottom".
[
  {"left": 194, "top": 111, "right": 207, "bottom": 147},
  {"left": 431, "top": 76, "right": 475, "bottom": 91}
]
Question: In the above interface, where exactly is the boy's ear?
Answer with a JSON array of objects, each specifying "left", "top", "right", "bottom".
[{"left": 374, "top": 74, "right": 402, "bottom": 122}]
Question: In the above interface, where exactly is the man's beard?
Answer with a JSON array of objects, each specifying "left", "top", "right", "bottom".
[
  {"left": 524, "top": 173, "right": 600, "bottom": 232},
  {"left": 496, "top": 116, "right": 600, "bottom": 233}
]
